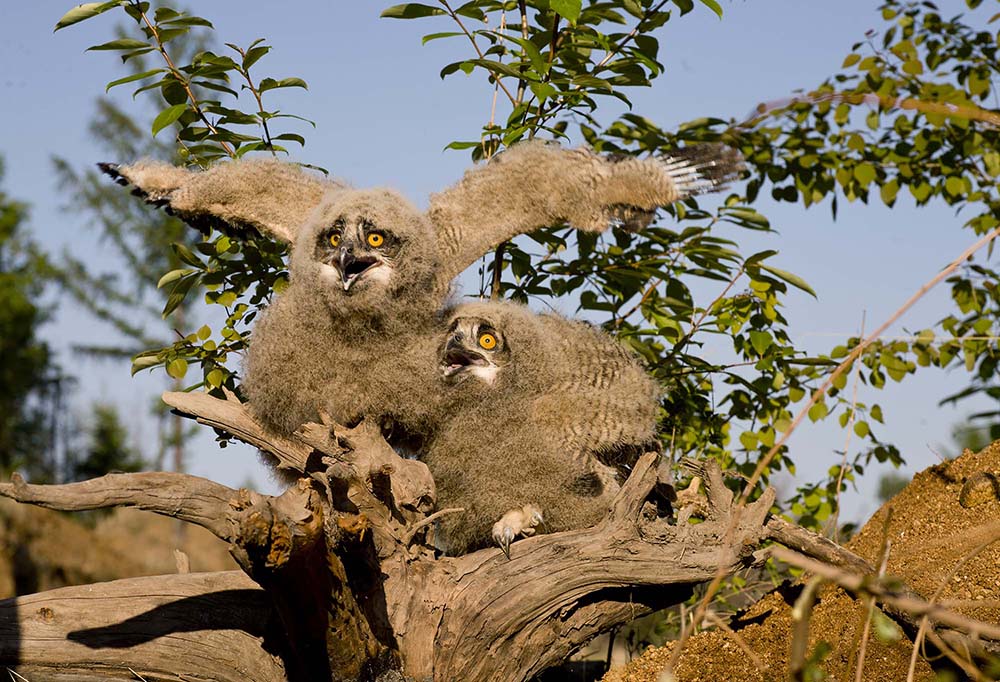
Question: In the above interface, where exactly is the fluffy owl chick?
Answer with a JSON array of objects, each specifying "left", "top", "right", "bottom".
[
  {"left": 241, "top": 188, "right": 443, "bottom": 438},
  {"left": 424, "top": 301, "right": 661, "bottom": 556}
]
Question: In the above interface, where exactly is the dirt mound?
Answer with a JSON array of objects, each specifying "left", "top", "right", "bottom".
[
  {"left": 0, "top": 499, "right": 236, "bottom": 597},
  {"left": 603, "top": 440, "right": 1000, "bottom": 682}
]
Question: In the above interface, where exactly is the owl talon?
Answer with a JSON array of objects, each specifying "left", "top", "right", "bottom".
[{"left": 491, "top": 504, "right": 544, "bottom": 559}]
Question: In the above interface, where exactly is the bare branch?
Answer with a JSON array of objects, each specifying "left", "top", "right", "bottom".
[
  {"left": 163, "top": 390, "right": 311, "bottom": 472},
  {"left": 0, "top": 471, "right": 237, "bottom": 539}
]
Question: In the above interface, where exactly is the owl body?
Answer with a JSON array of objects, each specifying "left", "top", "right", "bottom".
[{"left": 425, "top": 301, "right": 661, "bottom": 554}]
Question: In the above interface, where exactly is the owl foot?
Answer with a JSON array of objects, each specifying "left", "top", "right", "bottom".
[{"left": 491, "top": 504, "right": 544, "bottom": 559}]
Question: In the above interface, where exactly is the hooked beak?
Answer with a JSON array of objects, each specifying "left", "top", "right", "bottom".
[{"left": 338, "top": 250, "right": 379, "bottom": 292}]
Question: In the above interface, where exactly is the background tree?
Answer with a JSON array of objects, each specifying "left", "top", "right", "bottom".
[{"left": 0, "top": 158, "right": 69, "bottom": 483}]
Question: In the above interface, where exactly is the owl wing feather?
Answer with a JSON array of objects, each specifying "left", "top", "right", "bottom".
[
  {"left": 426, "top": 140, "right": 743, "bottom": 289},
  {"left": 98, "top": 159, "right": 333, "bottom": 243}
]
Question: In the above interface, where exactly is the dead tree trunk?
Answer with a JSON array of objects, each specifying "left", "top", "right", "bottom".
[{"left": 0, "top": 389, "right": 971, "bottom": 681}]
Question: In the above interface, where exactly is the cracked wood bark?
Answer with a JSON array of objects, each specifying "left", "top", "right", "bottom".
[
  {"left": 0, "top": 570, "right": 285, "bottom": 682},
  {"left": 0, "top": 389, "right": 948, "bottom": 682}
]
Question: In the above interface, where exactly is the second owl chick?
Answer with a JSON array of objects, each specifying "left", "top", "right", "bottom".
[{"left": 423, "top": 301, "right": 661, "bottom": 556}]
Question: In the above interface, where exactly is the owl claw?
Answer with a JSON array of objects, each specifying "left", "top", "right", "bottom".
[{"left": 491, "top": 504, "right": 544, "bottom": 559}]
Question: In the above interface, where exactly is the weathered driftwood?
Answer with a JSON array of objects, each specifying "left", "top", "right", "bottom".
[
  {"left": 0, "top": 390, "right": 968, "bottom": 681},
  {"left": 0, "top": 570, "right": 284, "bottom": 682}
]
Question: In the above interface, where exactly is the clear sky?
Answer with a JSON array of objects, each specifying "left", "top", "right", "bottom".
[{"left": 1, "top": 2, "right": 996, "bottom": 519}]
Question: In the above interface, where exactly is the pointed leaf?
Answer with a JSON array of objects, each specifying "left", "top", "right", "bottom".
[
  {"left": 54, "top": 1, "right": 122, "bottom": 31},
  {"left": 87, "top": 38, "right": 150, "bottom": 51},
  {"left": 106, "top": 68, "right": 164, "bottom": 93},
  {"left": 698, "top": 0, "right": 723, "bottom": 18},
  {"left": 381, "top": 3, "right": 445, "bottom": 18},
  {"left": 151, "top": 103, "right": 188, "bottom": 137},
  {"left": 759, "top": 264, "right": 817, "bottom": 297}
]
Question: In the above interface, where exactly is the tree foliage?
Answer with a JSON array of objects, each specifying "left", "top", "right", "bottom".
[
  {"left": 53, "top": 0, "right": 1000, "bottom": 533},
  {"left": 0, "top": 159, "right": 63, "bottom": 482}
]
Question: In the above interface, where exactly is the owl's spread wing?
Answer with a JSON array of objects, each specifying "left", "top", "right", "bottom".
[
  {"left": 427, "top": 140, "right": 743, "bottom": 288},
  {"left": 99, "top": 159, "right": 333, "bottom": 243}
]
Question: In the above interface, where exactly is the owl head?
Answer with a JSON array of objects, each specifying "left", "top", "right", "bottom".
[
  {"left": 437, "top": 300, "right": 553, "bottom": 394},
  {"left": 292, "top": 188, "right": 437, "bottom": 315}
]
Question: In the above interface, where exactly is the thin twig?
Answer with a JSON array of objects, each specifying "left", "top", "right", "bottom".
[
  {"left": 515, "top": 0, "right": 529, "bottom": 105},
  {"left": 133, "top": 2, "right": 236, "bottom": 157},
  {"left": 402, "top": 507, "right": 465, "bottom": 545},
  {"left": 438, "top": 0, "right": 517, "bottom": 105},
  {"left": 925, "top": 628, "right": 989, "bottom": 682},
  {"left": 663, "top": 266, "right": 745, "bottom": 361},
  {"left": 789, "top": 575, "right": 825, "bottom": 680},
  {"left": 229, "top": 44, "right": 276, "bottom": 155},
  {"left": 490, "top": 242, "right": 507, "bottom": 299},
  {"left": 853, "top": 508, "right": 892, "bottom": 682},
  {"left": 831, "top": 311, "right": 866, "bottom": 542}
]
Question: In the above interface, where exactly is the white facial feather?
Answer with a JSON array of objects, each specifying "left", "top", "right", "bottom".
[{"left": 469, "top": 364, "right": 500, "bottom": 385}]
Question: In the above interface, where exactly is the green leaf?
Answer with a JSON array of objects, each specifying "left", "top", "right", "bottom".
[
  {"left": 105, "top": 68, "right": 164, "bottom": 93},
  {"left": 571, "top": 74, "right": 613, "bottom": 92},
  {"left": 808, "top": 401, "right": 829, "bottom": 422},
  {"left": 258, "top": 77, "right": 308, "bottom": 92},
  {"left": 853, "top": 162, "right": 876, "bottom": 187},
  {"left": 380, "top": 3, "right": 446, "bottom": 19},
  {"left": 551, "top": 0, "right": 583, "bottom": 22},
  {"left": 166, "top": 358, "right": 188, "bottom": 379},
  {"left": 157, "top": 268, "right": 192, "bottom": 289},
  {"left": 153, "top": 7, "right": 180, "bottom": 22},
  {"left": 421, "top": 31, "right": 463, "bottom": 44},
  {"left": 87, "top": 38, "right": 149, "bottom": 51},
  {"left": 242, "top": 45, "right": 271, "bottom": 70},
  {"left": 131, "top": 353, "right": 161, "bottom": 376},
  {"left": 206, "top": 369, "right": 225, "bottom": 388},
  {"left": 944, "top": 176, "right": 965, "bottom": 197},
  {"left": 161, "top": 16, "right": 213, "bottom": 28},
  {"left": 748, "top": 330, "right": 773, "bottom": 355},
  {"left": 759, "top": 264, "right": 817, "bottom": 297},
  {"left": 853, "top": 420, "right": 870, "bottom": 438},
  {"left": 151, "top": 103, "right": 188, "bottom": 137},
  {"left": 697, "top": 0, "right": 723, "bottom": 18},
  {"left": 54, "top": 1, "right": 122, "bottom": 31},
  {"left": 274, "top": 133, "right": 306, "bottom": 146}
]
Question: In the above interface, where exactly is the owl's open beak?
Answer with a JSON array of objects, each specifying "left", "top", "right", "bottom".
[
  {"left": 441, "top": 346, "right": 487, "bottom": 379},
  {"left": 339, "top": 251, "right": 379, "bottom": 291}
]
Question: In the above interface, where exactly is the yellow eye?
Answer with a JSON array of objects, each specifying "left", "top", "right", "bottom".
[
  {"left": 478, "top": 333, "right": 497, "bottom": 350},
  {"left": 329, "top": 232, "right": 341, "bottom": 247},
  {"left": 367, "top": 232, "right": 385, "bottom": 248}
]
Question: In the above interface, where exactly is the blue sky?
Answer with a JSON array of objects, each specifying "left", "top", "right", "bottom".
[{"left": 1, "top": 2, "right": 996, "bottom": 518}]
